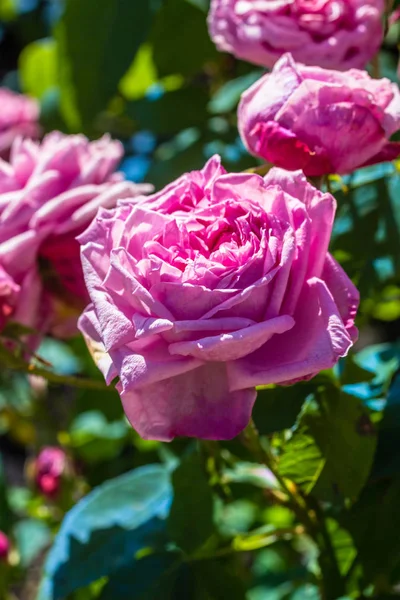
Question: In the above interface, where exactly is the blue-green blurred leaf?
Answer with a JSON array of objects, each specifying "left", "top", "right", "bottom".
[
  {"left": 98, "top": 553, "right": 180, "bottom": 600},
  {"left": 41, "top": 464, "right": 172, "bottom": 599},
  {"left": 14, "top": 519, "right": 51, "bottom": 567},
  {"left": 208, "top": 71, "right": 263, "bottom": 114}
]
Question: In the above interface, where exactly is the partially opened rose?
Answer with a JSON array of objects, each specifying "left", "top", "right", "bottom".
[
  {"left": 0, "top": 132, "right": 150, "bottom": 344},
  {"left": 0, "top": 88, "right": 40, "bottom": 158},
  {"left": 208, "top": 0, "right": 384, "bottom": 71},
  {"left": 238, "top": 54, "right": 400, "bottom": 176},
  {"left": 79, "top": 156, "right": 359, "bottom": 441}
]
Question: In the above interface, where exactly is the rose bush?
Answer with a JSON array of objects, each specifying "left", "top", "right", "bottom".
[
  {"left": 79, "top": 156, "right": 359, "bottom": 441},
  {"left": 0, "top": 132, "right": 150, "bottom": 344},
  {"left": 208, "top": 0, "right": 384, "bottom": 71},
  {"left": 238, "top": 54, "right": 400, "bottom": 176},
  {"left": 0, "top": 88, "right": 40, "bottom": 158}
]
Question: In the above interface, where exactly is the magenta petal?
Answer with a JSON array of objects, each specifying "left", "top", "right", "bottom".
[
  {"left": 119, "top": 362, "right": 257, "bottom": 441},
  {"left": 78, "top": 305, "right": 118, "bottom": 384},
  {"left": 361, "top": 142, "right": 400, "bottom": 168},
  {"left": 228, "top": 277, "right": 353, "bottom": 389},
  {"left": 169, "top": 315, "right": 294, "bottom": 361},
  {"left": 322, "top": 254, "right": 359, "bottom": 342}
]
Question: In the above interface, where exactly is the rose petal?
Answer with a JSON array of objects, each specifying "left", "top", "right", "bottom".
[
  {"left": 169, "top": 314, "right": 294, "bottom": 361},
  {"left": 228, "top": 277, "right": 353, "bottom": 389},
  {"left": 119, "top": 362, "right": 256, "bottom": 441}
]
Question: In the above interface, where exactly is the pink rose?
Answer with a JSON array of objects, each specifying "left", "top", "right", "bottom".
[
  {"left": 78, "top": 156, "right": 359, "bottom": 442},
  {"left": 208, "top": 0, "right": 384, "bottom": 71},
  {"left": 238, "top": 54, "right": 400, "bottom": 177},
  {"left": 0, "top": 88, "right": 40, "bottom": 158},
  {"left": 0, "top": 531, "right": 9, "bottom": 563},
  {"left": 34, "top": 447, "right": 68, "bottom": 498},
  {"left": 0, "top": 132, "right": 151, "bottom": 344}
]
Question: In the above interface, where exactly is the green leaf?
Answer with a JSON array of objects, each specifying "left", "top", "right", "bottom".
[
  {"left": 126, "top": 86, "right": 209, "bottom": 135},
  {"left": 56, "top": 0, "right": 161, "bottom": 129},
  {"left": 305, "top": 392, "right": 377, "bottom": 501},
  {"left": 253, "top": 384, "right": 313, "bottom": 435},
  {"left": 279, "top": 391, "right": 377, "bottom": 501},
  {"left": 0, "top": 455, "right": 12, "bottom": 533},
  {"left": 150, "top": 0, "right": 218, "bottom": 77},
  {"left": 279, "top": 430, "right": 325, "bottom": 495},
  {"left": 119, "top": 43, "right": 158, "bottom": 101},
  {"left": 69, "top": 411, "right": 128, "bottom": 463},
  {"left": 14, "top": 519, "right": 51, "bottom": 568},
  {"left": 341, "top": 478, "right": 400, "bottom": 581},
  {"left": 98, "top": 553, "right": 181, "bottom": 600},
  {"left": 168, "top": 450, "right": 215, "bottom": 555},
  {"left": 326, "top": 519, "right": 356, "bottom": 577},
  {"left": 19, "top": 38, "right": 57, "bottom": 100},
  {"left": 41, "top": 464, "right": 172, "bottom": 599},
  {"left": 208, "top": 71, "right": 263, "bottom": 114}
]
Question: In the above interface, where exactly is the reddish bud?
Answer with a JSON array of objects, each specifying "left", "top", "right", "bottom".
[
  {"left": 0, "top": 531, "right": 9, "bottom": 562},
  {"left": 35, "top": 447, "right": 67, "bottom": 499}
]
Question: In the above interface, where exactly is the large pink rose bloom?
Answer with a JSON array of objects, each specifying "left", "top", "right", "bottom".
[
  {"left": 0, "top": 88, "right": 40, "bottom": 158},
  {"left": 238, "top": 54, "right": 400, "bottom": 177},
  {"left": 208, "top": 0, "right": 384, "bottom": 70},
  {"left": 0, "top": 132, "right": 150, "bottom": 342},
  {"left": 79, "top": 156, "right": 359, "bottom": 442}
]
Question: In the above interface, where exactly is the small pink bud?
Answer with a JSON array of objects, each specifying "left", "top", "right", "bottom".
[
  {"left": 0, "top": 531, "right": 9, "bottom": 562},
  {"left": 35, "top": 447, "right": 67, "bottom": 499}
]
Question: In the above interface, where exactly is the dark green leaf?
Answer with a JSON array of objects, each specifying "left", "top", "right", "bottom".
[
  {"left": 56, "top": 0, "right": 160, "bottom": 129},
  {"left": 98, "top": 553, "right": 181, "bottom": 600},
  {"left": 168, "top": 450, "right": 215, "bottom": 554},
  {"left": 150, "top": 0, "right": 218, "bottom": 77},
  {"left": 279, "top": 391, "right": 376, "bottom": 501},
  {"left": 126, "top": 86, "right": 209, "bottom": 135},
  {"left": 0, "top": 455, "right": 12, "bottom": 533},
  {"left": 341, "top": 478, "right": 400, "bottom": 581},
  {"left": 253, "top": 384, "right": 312, "bottom": 435}
]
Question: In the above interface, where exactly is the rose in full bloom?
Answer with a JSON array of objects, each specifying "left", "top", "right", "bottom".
[
  {"left": 79, "top": 156, "right": 359, "bottom": 441},
  {"left": 0, "top": 88, "right": 40, "bottom": 158},
  {"left": 238, "top": 54, "right": 400, "bottom": 177},
  {"left": 208, "top": 0, "right": 384, "bottom": 71},
  {"left": 34, "top": 447, "right": 69, "bottom": 498},
  {"left": 0, "top": 531, "right": 9, "bottom": 562},
  {"left": 0, "top": 132, "right": 151, "bottom": 343}
]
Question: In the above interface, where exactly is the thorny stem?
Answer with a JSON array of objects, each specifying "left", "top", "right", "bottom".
[{"left": 242, "top": 419, "right": 345, "bottom": 600}]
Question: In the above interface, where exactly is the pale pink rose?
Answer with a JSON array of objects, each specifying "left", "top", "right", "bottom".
[
  {"left": 79, "top": 156, "right": 359, "bottom": 441},
  {"left": 208, "top": 0, "right": 384, "bottom": 70},
  {"left": 0, "top": 88, "right": 40, "bottom": 158},
  {"left": 0, "top": 132, "right": 151, "bottom": 345},
  {"left": 238, "top": 54, "right": 400, "bottom": 176}
]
